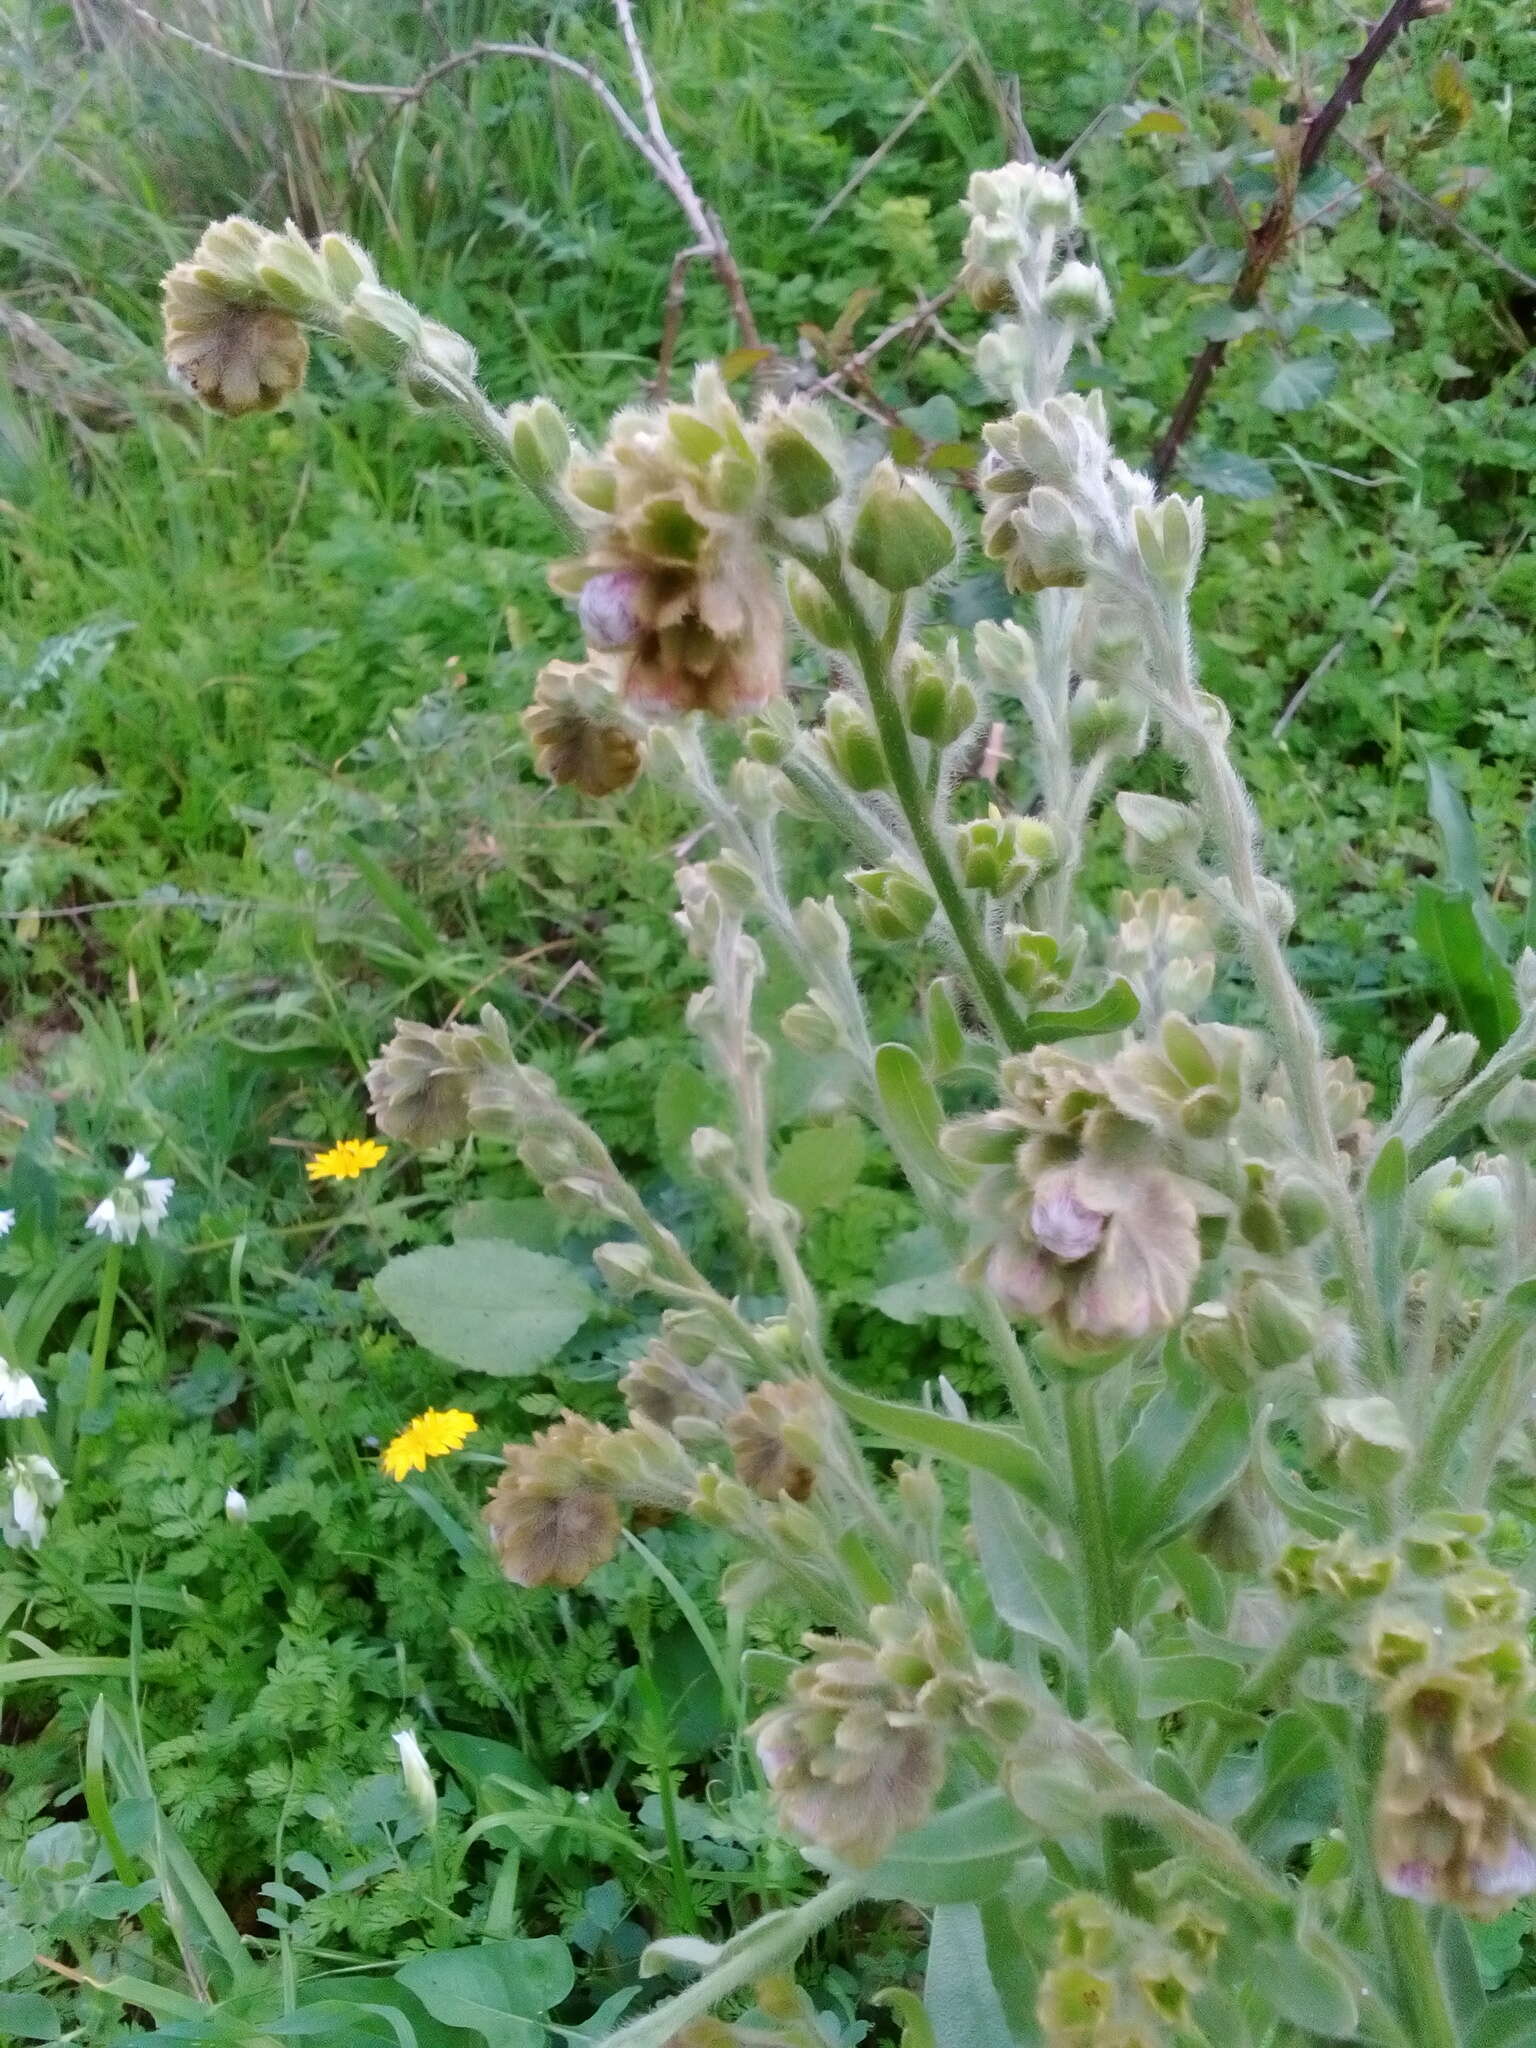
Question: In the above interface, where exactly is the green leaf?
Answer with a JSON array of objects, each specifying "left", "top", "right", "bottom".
[
  {"left": 869, "top": 1227, "right": 970, "bottom": 1324},
  {"left": 1253, "top": 1937, "right": 1358, "bottom": 2037},
  {"left": 1108, "top": 1376, "right": 1251, "bottom": 1557},
  {"left": 1181, "top": 448, "right": 1277, "bottom": 499},
  {"left": 771, "top": 1115, "right": 867, "bottom": 1214},
  {"left": 1423, "top": 751, "right": 1507, "bottom": 959},
  {"left": 0, "top": 1992, "right": 60, "bottom": 2041},
  {"left": 1259, "top": 355, "right": 1337, "bottom": 412},
  {"left": 1413, "top": 883, "right": 1519, "bottom": 1057},
  {"left": 875, "top": 1042, "right": 963, "bottom": 1186},
  {"left": 1298, "top": 296, "right": 1393, "bottom": 344},
  {"left": 859, "top": 1790, "right": 1035, "bottom": 1905},
  {"left": 923, "top": 978, "right": 968, "bottom": 1076},
  {"left": 1137, "top": 1651, "right": 1245, "bottom": 1716},
  {"left": 1019, "top": 977, "right": 1139, "bottom": 1047},
  {"left": 828, "top": 1373, "right": 1061, "bottom": 1518},
  {"left": 1366, "top": 1136, "right": 1407, "bottom": 1208},
  {"left": 1465, "top": 1910, "right": 1526, "bottom": 1993},
  {"left": 653, "top": 1061, "right": 727, "bottom": 1182},
  {"left": 971, "top": 1474, "right": 1081, "bottom": 1661},
  {"left": 1470, "top": 1994, "right": 1536, "bottom": 2047},
  {"left": 923, "top": 1903, "right": 1018, "bottom": 2047},
  {"left": 395, "top": 1940, "right": 573, "bottom": 2048},
  {"left": 372, "top": 1243, "right": 595, "bottom": 1376},
  {"left": 871, "top": 1988, "right": 936, "bottom": 2048}
]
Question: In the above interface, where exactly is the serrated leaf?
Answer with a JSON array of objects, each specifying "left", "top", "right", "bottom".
[
  {"left": 1259, "top": 355, "right": 1337, "bottom": 412},
  {"left": 373, "top": 1244, "right": 594, "bottom": 1376},
  {"left": 771, "top": 1115, "right": 866, "bottom": 1215},
  {"left": 1182, "top": 447, "right": 1278, "bottom": 499}
]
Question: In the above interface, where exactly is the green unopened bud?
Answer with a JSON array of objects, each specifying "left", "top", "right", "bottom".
[
  {"left": 1428, "top": 1171, "right": 1509, "bottom": 1249},
  {"left": 1134, "top": 495, "right": 1205, "bottom": 595},
  {"left": 849, "top": 865, "right": 937, "bottom": 942},
  {"left": 902, "top": 649, "right": 978, "bottom": 745},
  {"left": 761, "top": 414, "right": 841, "bottom": 516},
  {"left": 1116, "top": 791, "right": 1200, "bottom": 871},
  {"left": 1402, "top": 1511, "right": 1488, "bottom": 1577},
  {"left": 1277, "top": 1174, "right": 1330, "bottom": 1248},
  {"left": 341, "top": 283, "right": 423, "bottom": 371},
  {"left": 820, "top": 691, "right": 887, "bottom": 792},
  {"left": 318, "top": 231, "right": 376, "bottom": 299},
  {"left": 506, "top": 398, "right": 571, "bottom": 492},
  {"left": 1237, "top": 1191, "right": 1287, "bottom": 1257},
  {"left": 1184, "top": 1302, "right": 1252, "bottom": 1391},
  {"left": 1240, "top": 1276, "right": 1316, "bottom": 1368},
  {"left": 848, "top": 461, "right": 956, "bottom": 592},
  {"left": 784, "top": 561, "right": 854, "bottom": 650},
  {"left": 780, "top": 996, "right": 844, "bottom": 1055},
  {"left": 1069, "top": 678, "right": 1146, "bottom": 759},
  {"left": 1000, "top": 925, "right": 1074, "bottom": 1000},
  {"left": 689, "top": 1126, "right": 738, "bottom": 1179},
  {"left": 593, "top": 1241, "right": 657, "bottom": 1298},
  {"left": 565, "top": 459, "right": 618, "bottom": 513},
  {"left": 255, "top": 235, "right": 330, "bottom": 313},
  {"left": 1043, "top": 260, "right": 1112, "bottom": 332},
  {"left": 1488, "top": 1079, "right": 1536, "bottom": 1150},
  {"left": 953, "top": 807, "right": 1056, "bottom": 896},
  {"left": 1319, "top": 1394, "right": 1411, "bottom": 1493},
  {"left": 796, "top": 895, "right": 850, "bottom": 962}
]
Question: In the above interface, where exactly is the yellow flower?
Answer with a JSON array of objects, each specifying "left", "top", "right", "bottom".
[
  {"left": 307, "top": 1137, "right": 388, "bottom": 1183},
  {"left": 380, "top": 1408, "right": 477, "bottom": 1482}
]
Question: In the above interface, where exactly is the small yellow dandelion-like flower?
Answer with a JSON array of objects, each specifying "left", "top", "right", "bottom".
[
  {"left": 306, "top": 1137, "right": 389, "bottom": 1183},
  {"left": 380, "top": 1408, "right": 477, "bottom": 1482}
]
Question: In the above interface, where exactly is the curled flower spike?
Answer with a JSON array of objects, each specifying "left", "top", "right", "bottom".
[
  {"left": 307, "top": 1137, "right": 388, "bottom": 1183},
  {"left": 162, "top": 249, "right": 309, "bottom": 417},
  {"left": 380, "top": 1408, "right": 477, "bottom": 1482}
]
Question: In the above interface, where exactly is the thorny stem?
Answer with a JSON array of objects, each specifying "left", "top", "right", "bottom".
[{"left": 810, "top": 555, "right": 1031, "bottom": 1052}]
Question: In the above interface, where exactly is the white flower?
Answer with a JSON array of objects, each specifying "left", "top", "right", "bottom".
[
  {"left": 0, "top": 1359, "right": 46, "bottom": 1419},
  {"left": 87, "top": 1153, "right": 176, "bottom": 1245},
  {"left": 0, "top": 1210, "right": 14, "bottom": 1238},
  {"left": 224, "top": 1487, "right": 248, "bottom": 1523},
  {"left": 2, "top": 1455, "right": 64, "bottom": 1551},
  {"left": 391, "top": 1728, "right": 438, "bottom": 1830}
]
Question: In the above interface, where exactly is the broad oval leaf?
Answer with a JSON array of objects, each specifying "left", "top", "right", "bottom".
[
  {"left": 1108, "top": 1374, "right": 1251, "bottom": 1557},
  {"left": 971, "top": 1473, "right": 1081, "bottom": 1662},
  {"left": 772, "top": 1115, "right": 867, "bottom": 1214},
  {"left": 395, "top": 1939, "right": 574, "bottom": 2048},
  {"left": 875, "top": 1042, "right": 963, "bottom": 1187},
  {"left": 372, "top": 1243, "right": 595, "bottom": 1376},
  {"left": 855, "top": 1789, "right": 1036, "bottom": 1905},
  {"left": 923, "top": 1902, "right": 1019, "bottom": 2048}
]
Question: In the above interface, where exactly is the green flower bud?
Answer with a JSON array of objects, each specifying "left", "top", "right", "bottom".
[
  {"left": 1069, "top": 678, "right": 1146, "bottom": 759},
  {"left": 1488, "top": 1078, "right": 1536, "bottom": 1149},
  {"left": 1133, "top": 495, "right": 1205, "bottom": 594},
  {"left": 1277, "top": 1173, "right": 1330, "bottom": 1248},
  {"left": 1116, "top": 790, "right": 1201, "bottom": 871},
  {"left": 820, "top": 691, "right": 888, "bottom": 793},
  {"left": 506, "top": 398, "right": 571, "bottom": 492},
  {"left": 592, "top": 1241, "right": 657, "bottom": 1298},
  {"left": 780, "top": 996, "right": 844, "bottom": 1055},
  {"left": 565, "top": 458, "right": 618, "bottom": 512},
  {"left": 1237, "top": 1191, "right": 1287, "bottom": 1257},
  {"left": 760, "top": 413, "right": 841, "bottom": 517},
  {"left": 902, "top": 649, "right": 978, "bottom": 745},
  {"left": 849, "top": 865, "right": 937, "bottom": 942},
  {"left": 954, "top": 806, "right": 1055, "bottom": 896},
  {"left": 848, "top": 461, "right": 956, "bottom": 592},
  {"left": 1402, "top": 1511, "right": 1488, "bottom": 1578},
  {"left": 1043, "top": 259, "right": 1112, "bottom": 332},
  {"left": 1184, "top": 1302, "right": 1252, "bottom": 1391},
  {"left": 689, "top": 1126, "right": 738, "bottom": 1179},
  {"left": 1319, "top": 1394, "right": 1411, "bottom": 1494},
  {"left": 1000, "top": 925, "right": 1072, "bottom": 1000},
  {"left": 1428, "top": 1171, "right": 1509, "bottom": 1249},
  {"left": 784, "top": 561, "right": 854, "bottom": 650},
  {"left": 318, "top": 231, "right": 376, "bottom": 299},
  {"left": 1239, "top": 1276, "right": 1316, "bottom": 1368},
  {"left": 341, "top": 283, "right": 422, "bottom": 371}
]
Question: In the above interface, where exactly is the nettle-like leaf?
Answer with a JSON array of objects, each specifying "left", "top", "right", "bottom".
[{"left": 371, "top": 1242, "right": 595, "bottom": 1375}]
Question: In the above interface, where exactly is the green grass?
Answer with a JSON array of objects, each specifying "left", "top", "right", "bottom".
[{"left": 2, "top": 0, "right": 1535, "bottom": 2032}]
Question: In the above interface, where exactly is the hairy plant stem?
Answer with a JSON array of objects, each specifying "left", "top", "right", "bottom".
[
  {"left": 1380, "top": 1897, "right": 1463, "bottom": 2048},
  {"left": 1143, "top": 592, "right": 1387, "bottom": 1381},
  {"left": 1409, "top": 1287, "right": 1534, "bottom": 1511},
  {"left": 601, "top": 1877, "right": 865, "bottom": 2048},
  {"left": 808, "top": 553, "right": 1030, "bottom": 1052},
  {"left": 1192, "top": 1600, "right": 1346, "bottom": 1787}
]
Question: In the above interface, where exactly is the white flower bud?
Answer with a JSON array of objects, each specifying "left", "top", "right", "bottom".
[
  {"left": 593, "top": 1241, "right": 657, "bottom": 1298},
  {"left": 690, "top": 1126, "right": 738, "bottom": 1179},
  {"left": 391, "top": 1729, "right": 438, "bottom": 1831},
  {"left": 224, "top": 1487, "right": 248, "bottom": 1523},
  {"left": 1043, "top": 261, "right": 1112, "bottom": 332},
  {"left": 1134, "top": 495, "right": 1205, "bottom": 594}
]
